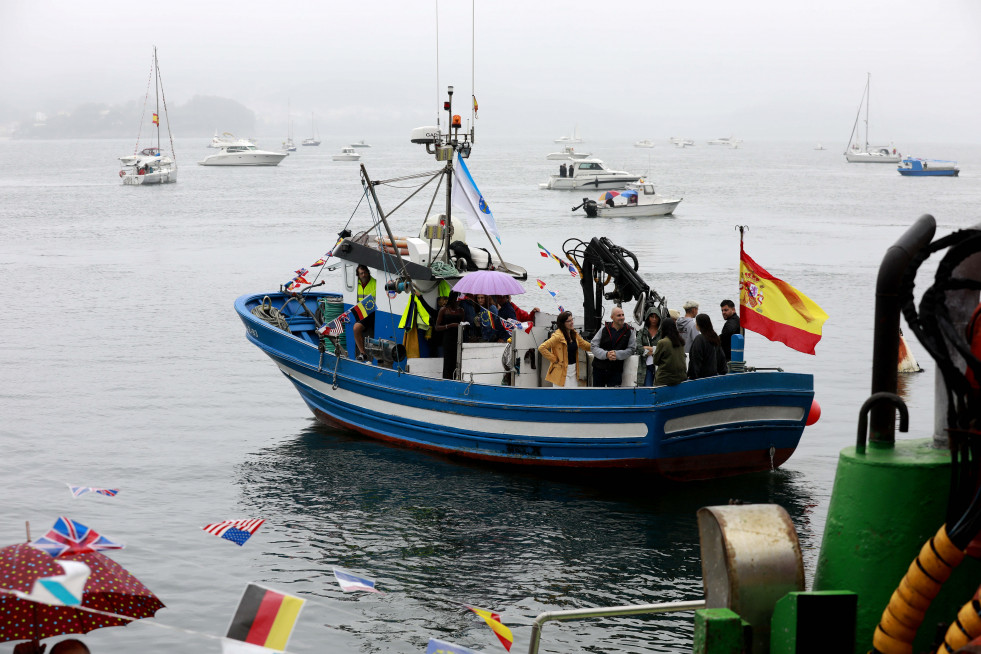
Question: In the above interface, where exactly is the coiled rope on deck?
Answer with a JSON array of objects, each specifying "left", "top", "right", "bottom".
[{"left": 251, "top": 296, "right": 289, "bottom": 332}]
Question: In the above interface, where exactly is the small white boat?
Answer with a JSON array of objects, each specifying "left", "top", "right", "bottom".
[
  {"left": 118, "top": 48, "right": 177, "bottom": 186},
  {"left": 198, "top": 144, "right": 288, "bottom": 166},
  {"left": 545, "top": 146, "right": 592, "bottom": 161},
  {"left": 351, "top": 140, "right": 372, "bottom": 148},
  {"left": 332, "top": 146, "right": 361, "bottom": 161},
  {"left": 844, "top": 73, "right": 901, "bottom": 163},
  {"left": 670, "top": 137, "right": 695, "bottom": 148},
  {"left": 814, "top": 143, "right": 826, "bottom": 150},
  {"left": 283, "top": 102, "right": 297, "bottom": 152},
  {"left": 540, "top": 158, "right": 641, "bottom": 190},
  {"left": 578, "top": 182, "right": 682, "bottom": 217},
  {"left": 707, "top": 136, "right": 741, "bottom": 146},
  {"left": 634, "top": 139, "right": 655, "bottom": 148},
  {"left": 554, "top": 124, "right": 583, "bottom": 144}
]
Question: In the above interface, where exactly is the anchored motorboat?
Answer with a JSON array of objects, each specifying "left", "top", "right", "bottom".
[
  {"left": 576, "top": 182, "right": 683, "bottom": 218},
  {"left": 198, "top": 144, "right": 287, "bottom": 166},
  {"left": 540, "top": 158, "right": 642, "bottom": 190},
  {"left": 332, "top": 146, "right": 361, "bottom": 161}
]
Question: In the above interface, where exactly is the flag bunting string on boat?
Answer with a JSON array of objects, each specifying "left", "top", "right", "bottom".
[
  {"left": 537, "top": 243, "right": 579, "bottom": 278},
  {"left": 535, "top": 279, "right": 564, "bottom": 313}
]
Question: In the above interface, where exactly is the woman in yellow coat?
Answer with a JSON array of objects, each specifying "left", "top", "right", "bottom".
[{"left": 538, "top": 311, "right": 592, "bottom": 387}]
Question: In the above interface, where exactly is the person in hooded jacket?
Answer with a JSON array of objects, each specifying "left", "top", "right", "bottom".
[
  {"left": 687, "top": 313, "right": 728, "bottom": 380},
  {"left": 635, "top": 307, "right": 662, "bottom": 387},
  {"left": 538, "top": 311, "right": 592, "bottom": 387},
  {"left": 651, "top": 318, "right": 688, "bottom": 386}
]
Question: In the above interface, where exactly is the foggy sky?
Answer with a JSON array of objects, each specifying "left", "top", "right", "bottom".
[{"left": 2, "top": 0, "right": 980, "bottom": 143}]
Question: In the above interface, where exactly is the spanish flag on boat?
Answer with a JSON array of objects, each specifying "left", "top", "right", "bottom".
[
  {"left": 739, "top": 245, "right": 828, "bottom": 355},
  {"left": 152, "top": 113, "right": 159, "bottom": 126}
]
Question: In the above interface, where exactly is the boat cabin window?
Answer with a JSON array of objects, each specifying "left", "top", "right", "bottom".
[
  {"left": 643, "top": 184, "right": 655, "bottom": 194},
  {"left": 344, "top": 263, "right": 356, "bottom": 292},
  {"left": 579, "top": 162, "right": 604, "bottom": 171},
  {"left": 227, "top": 146, "right": 245, "bottom": 153}
]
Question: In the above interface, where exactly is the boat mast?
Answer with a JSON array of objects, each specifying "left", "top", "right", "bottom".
[
  {"left": 443, "top": 86, "right": 455, "bottom": 261},
  {"left": 845, "top": 75, "right": 867, "bottom": 155},
  {"left": 863, "top": 72, "right": 870, "bottom": 152},
  {"left": 154, "top": 46, "right": 160, "bottom": 153}
]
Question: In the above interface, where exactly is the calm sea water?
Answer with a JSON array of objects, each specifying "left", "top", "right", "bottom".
[{"left": 1, "top": 135, "right": 979, "bottom": 654}]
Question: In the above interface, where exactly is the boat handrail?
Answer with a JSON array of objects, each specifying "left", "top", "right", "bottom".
[{"left": 526, "top": 599, "right": 706, "bottom": 654}]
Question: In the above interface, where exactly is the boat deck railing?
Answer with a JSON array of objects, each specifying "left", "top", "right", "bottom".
[{"left": 526, "top": 599, "right": 706, "bottom": 654}]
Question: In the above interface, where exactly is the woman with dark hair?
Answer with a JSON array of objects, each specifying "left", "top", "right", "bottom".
[
  {"left": 436, "top": 291, "right": 466, "bottom": 379},
  {"left": 650, "top": 317, "right": 687, "bottom": 386},
  {"left": 688, "top": 313, "right": 728, "bottom": 380},
  {"left": 636, "top": 307, "right": 662, "bottom": 387},
  {"left": 538, "top": 311, "right": 592, "bottom": 387}
]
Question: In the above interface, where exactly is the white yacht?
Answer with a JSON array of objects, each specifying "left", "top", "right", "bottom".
[
  {"left": 351, "top": 140, "right": 372, "bottom": 148},
  {"left": 707, "top": 136, "right": 741, "bottom": 146},
  {"left": 332, "top": 146, "right": 361, "bottom": 161},
  {"left": 540, "top": 158, "right": 641, "bottom": 190},
  {"left": 545, "top": 146, "right": 592, "bottom": 161},
  {"left": 670, "top": 137, "right": 695, "bottom": 148},
  {"left": 198, "top": 144, "right": 288, "bottom": 166},
  {"left": 634, "top": 139, "right": 656, "bottom": 148}
]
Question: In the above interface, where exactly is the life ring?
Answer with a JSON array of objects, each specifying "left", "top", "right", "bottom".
[{"left": 119, "top": 170, "right": 125, "bottom": 177}]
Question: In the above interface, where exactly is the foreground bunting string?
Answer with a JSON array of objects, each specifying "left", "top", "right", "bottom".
[
  {"left": 535, "top": 279, "right": 564, "bottom": 313},
  {"left": 536, "top": 243, "right": 579, "bottom": 278},
  {"left": 333, "top": 568, "right": 382, "bottom": 593},
  {"left": 202, "top": 519, "right": 265, "bottom": 546},
  {"left": 427, "top": 638, "right": 482, "bottom": 654},
  {"left": 13, "top": 560, "right": 91, "bottom": 606},
  {"left": 226, "top": 583, "right": 305, "bottom": 652},
  {"left": 467, "top": 606, "right": 514, "bottom": 651},
  {"left": 31, "top": 517, "right": 124, "bottom": 556},
  {"left": 67, "top": 484, "right": 119, "bottom": 498}
]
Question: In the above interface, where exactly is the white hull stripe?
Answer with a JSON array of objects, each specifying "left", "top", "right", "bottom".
[
  {"left": 280, "top": 365, "right": 650, "bottom": 440},
  {"left": 664, "top": 406, "right": 804, "bottom": 434}
]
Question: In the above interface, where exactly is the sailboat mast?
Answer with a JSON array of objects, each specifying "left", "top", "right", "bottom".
[
  {"left": 863, "top": 72, "right": 870, "bottom": 151},
  {"left": 154, "top": 46, "right": 160, "bottom": 153}
]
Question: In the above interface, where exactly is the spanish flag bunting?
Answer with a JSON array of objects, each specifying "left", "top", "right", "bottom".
[
  {"left": 473, "top": 95, "right": 478, "bottom": 119},
  {"left": 226, "top": 583, "right": 306, "bottom": 651},
  {"left": 152, "top": 113, "right": 159, "bottom": 125},
  {"left": 468, "top": 605, "right": 514, "bottom": 651},
  {"left": 739, "top": 245, "right": 828, "bottom": 354}
]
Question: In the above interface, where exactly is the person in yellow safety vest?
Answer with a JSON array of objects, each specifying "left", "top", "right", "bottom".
[
  {"left": 353, "top": 265, "right": 377, "bottom": 361},
  {"left": 399, "top": 292, "right": 432, "bottom": 359},
  {"left": 428, "top": 280, "right": 454, "bottom": 356}
]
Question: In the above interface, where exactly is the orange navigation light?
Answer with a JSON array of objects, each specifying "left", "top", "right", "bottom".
[{"left": 452, "top": 114, "right": 462, "bottom": 128}]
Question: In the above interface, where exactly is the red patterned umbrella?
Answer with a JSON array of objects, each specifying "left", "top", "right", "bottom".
[{"left": 0, "top": 543, "right": 164, "bottom": 642}]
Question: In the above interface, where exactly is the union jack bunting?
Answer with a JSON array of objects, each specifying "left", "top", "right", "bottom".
[
  {"left": 67, "top": 485, "right": 119, "bottom": 498},
  {"left": 202, "top": 518, "right": 265, "bottom": 546},
  {"left": 31, "top": 517, "right": 124, "bottom": 557}
]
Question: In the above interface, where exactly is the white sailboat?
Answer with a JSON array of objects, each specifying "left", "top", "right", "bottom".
[
  {"left": 302, "top": 113, "right": 321, "bottom": 146},
  {"left": 118, "top": 46, "right": 177, "bottom": 185},
  {"left": 844, "top": 73, "right": 901, "bottom": 163},
  {"left": 283, "top": 101, "right": 296, "bottom": 152}
]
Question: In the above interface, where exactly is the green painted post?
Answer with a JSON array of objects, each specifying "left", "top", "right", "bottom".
[
  {"left": 813, "top": 439, "right": 981, "bottom": 653},
  {"left": 693, "top": 608, "right": 750, "bottom": 654}
]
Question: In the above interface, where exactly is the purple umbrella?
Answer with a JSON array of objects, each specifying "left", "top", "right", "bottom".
[{"left": 451, "top": 270, "right": 526, "bottom": 295}]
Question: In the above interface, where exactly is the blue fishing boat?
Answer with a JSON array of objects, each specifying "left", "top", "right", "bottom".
[
  {"left": 235, "top": 87, "right": 815, "bottom": 481},
  {"left": 897, "top": 157, "right": 960, "bottom": 177}
]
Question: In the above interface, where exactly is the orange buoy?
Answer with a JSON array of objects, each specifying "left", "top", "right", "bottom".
[{"left": 806, "top": 399, "right": 821, "bottom": 426}]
